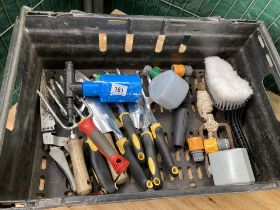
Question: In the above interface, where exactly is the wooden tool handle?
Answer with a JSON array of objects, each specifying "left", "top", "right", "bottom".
[
  {"left": 68, "top": 138, "right": 92, "bottom": 195},
  {"left": 104, "top": 133, "right": 128, "bottom": 185}
]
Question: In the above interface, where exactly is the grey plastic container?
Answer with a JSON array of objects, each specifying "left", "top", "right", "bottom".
[
  {"left": 149, "top": 70, "right": 189, "bottom": 110},
  {"left": 209, "top": 148, "right": 255, "bottom": 186},
  {"left": 0, "top": 6, "right": 279, "bottom": 209}
]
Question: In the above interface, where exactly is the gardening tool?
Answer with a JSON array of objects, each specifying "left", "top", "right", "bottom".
[
  {"left": 84, "top": 139, "right": 117, "bottom": 194},
  {"left": 84, "top": 97, "right": 152, "bottom": 190},
  {"left": 59, "top": 74, "right": 129, "bottom": 189},
  {"left": 141, "top": 73, "right": 179, "bottom": 177},
  {"left": 39, "top": 71, "right": 91, "bottom": 195},
  {"left": 38, "top": 62, "right": 129, "bottom": 175},
  {"left": 114, "top": 69, "right": 145, "bottom": 164},
  {"left": 49, "top": 147, "right": 76, "bottom": 192},
  {"left": 104, "top": 133, "right": 129, "bottom": 185},
  {"left": 116, "top": 103, "right": 145, "bottom": 164},
  {"left": 76, "top": 72, "right": 152, "bottom": 190},
  {"left": 128, "top": 99, "right": 163, "bottom": 189},
  {"left": 39, "top": 71, "right": 76, "bottom": 192},
  {"left": 75, "top": 72, "right": 129, "bottom": 186},
  {"left": 64, "top": 73, "right": 120, "bottom": 193},
  {"left": 64, "top": 61, "right": 142, "bottom": 103}
]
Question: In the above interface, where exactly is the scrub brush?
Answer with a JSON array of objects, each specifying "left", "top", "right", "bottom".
[{"left": 204, "top": 56, "right": 253, "bottom": 110}]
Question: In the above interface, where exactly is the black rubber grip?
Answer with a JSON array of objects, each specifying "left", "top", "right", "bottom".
[
  {"left": 121, "top": 113, "right": 145, "bottom": 163},
  {"left": 84, "top": 142, "right": 117, "bottom": 194},
  {"left": 89, "top": 129, "right": 117, "bottom": 157},
  {"left": 173, "top": 108, "right": 189, "bottom": 148},
  {"left": 151, "top": 124, "right": 178, "bottom": 177},
  {"left": 116, "top": 138, "right": 152, "bottom": 190},
  {"left": 142, "top": 132, "right": 163, "bottom": 189}
]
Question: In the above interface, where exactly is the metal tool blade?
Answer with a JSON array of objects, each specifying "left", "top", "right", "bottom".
[
  {"left": 85, "top": 97, "right": 123, "bottom": 139},
  {"left": 49, "top": 147, "right": 76, "bottom": 192},
  {"left": 128, "top": 99, "right": 156, "bottom": 130},
  {"left": 75, "top": 71, "right": 123, "bottom": 139}
]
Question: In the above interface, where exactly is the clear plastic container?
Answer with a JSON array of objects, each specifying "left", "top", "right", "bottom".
[{"left": 149, "top": 70, "right": 189, "bottom": 110}]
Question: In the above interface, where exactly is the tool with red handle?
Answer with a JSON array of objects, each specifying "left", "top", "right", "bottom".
[
  {"left": 78, "top": 117, "right": 129, "bottom": 174},
  {"left": 38, "top": 88, "right": 129, "bottom": 175}
]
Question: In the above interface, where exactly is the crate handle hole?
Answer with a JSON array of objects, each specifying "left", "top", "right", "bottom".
[
  {"left": 99, "top": 32, "right": 107, "bottom": 52},
  {"left": 266, "top": 54, "right": 273, "bottom": 67},
  {"left": 125, "top": 34, "right": 134, "bottom": 53},
  {"left": 155, "top": 34, "right": 165, "bottom": 53},
  {"left": 64, "top": 191, "right": 74, "bottom": 196},
  {"left": 258, "top": 35, "right": 265, "bottom": 48},
  {"left": 189, "top": 182, "right": 196, "bottom": 187},
  {"left": 38, "top": 175, "right": 45, "bottom": 191},
  {"left": 178, "top": 167, "right": 184, "bottom": 181},
  {"left": 179, "top": 44, "right": 187, "bottom": 53},
  {"left": 41, "top": 156, "right": 47, "bottom": 170},
  {"left": 160, "top": 169, "right": 165, "bottom": 181},
  {"left": 187, "top": 166, "right": 193, "bottom": 180},
  {"left": 196, "top": 166, "right": 203, "bottom": 179},
  {"left": 175, "top": 150, "right": 180, "bottom": 162},
  {"left": 179, "top": 35, "right": 190, "bottom": 53},
  {"left": 185, "top": 150, "right": 190, "bottom": 161}
]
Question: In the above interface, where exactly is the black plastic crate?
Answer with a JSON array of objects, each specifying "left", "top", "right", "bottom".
[{"left": 0, "top": 6, "right": 280, "bottom": 209}]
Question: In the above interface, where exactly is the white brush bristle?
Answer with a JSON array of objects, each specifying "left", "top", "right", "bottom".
[{"left": 205, "top": 56, "right": 253, "bottom": 110}]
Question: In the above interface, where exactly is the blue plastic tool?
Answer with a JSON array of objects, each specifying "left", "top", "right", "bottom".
[{"left": 82, "top": 74, "right": 142, "bottom": 102}]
